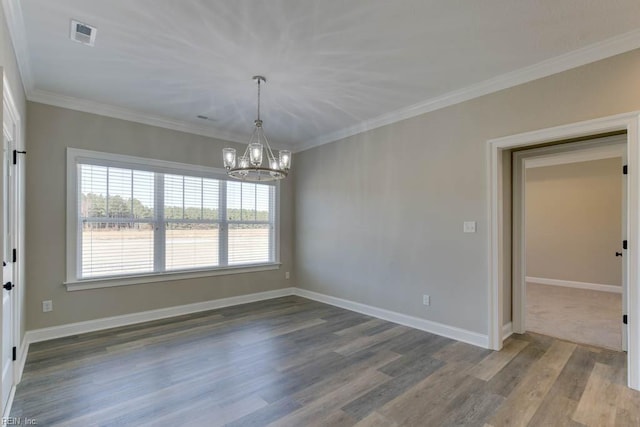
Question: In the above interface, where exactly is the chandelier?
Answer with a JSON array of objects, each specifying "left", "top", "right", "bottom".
[{"left": 223, "top": 76, "right": 291, "bottom": 181}]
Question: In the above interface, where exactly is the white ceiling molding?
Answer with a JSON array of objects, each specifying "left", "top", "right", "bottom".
[
  {"left": 296, "top": 28, "right": 640, "bottom": 153},
  {"left": 28, "top": 89, "right": 290, "bottom": 148},
  {"left": 4, "top": 0, "right": 640, "bottom": 154},
  {"left": 2, "top": 0, "right": 35, "bottom": 94}
]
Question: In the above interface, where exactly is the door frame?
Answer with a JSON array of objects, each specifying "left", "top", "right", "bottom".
[
  {"left": 512, "top": 137, "right": 627, "bottom": 347},
  {"left": 2, "top": 72, "right": 23, "bottom": 416},
  {"left": 487, "top": 111, "right": 640, "bottom": 390}
]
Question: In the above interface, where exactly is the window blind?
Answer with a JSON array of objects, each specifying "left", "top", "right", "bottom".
[{"left": 74, "top": 154, "right": 277, "bottom": 280}]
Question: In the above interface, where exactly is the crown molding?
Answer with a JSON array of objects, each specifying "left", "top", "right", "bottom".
[
  {"left": 4, "top": 0, "right": 640, "bottom": 153},
  {"left": 1, "top": 0, "right": 34, "bottom": 94},
  {"left": 295, "top": 28, "right": 640, "bottom": 153},
  {"left": 29, "top": 88, "right": 294, "bottom": 147}
]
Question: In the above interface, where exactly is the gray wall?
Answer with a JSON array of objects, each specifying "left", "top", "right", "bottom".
[
  {"left": 526, "top": 158, "right": 622, "bottom": 285},
  {"left": 26, "top": 103, "right": 294, "bottom": 330},
  {"left": 1, "top": 6, "right": 27, "bottom": 342},
  {"left": 294, "top": 49, "right": 640, "bottom": 335}
]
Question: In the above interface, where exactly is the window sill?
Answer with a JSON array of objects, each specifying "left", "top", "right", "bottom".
[{"left": 64, "top": 263, "right": 281, "bottom": 291}]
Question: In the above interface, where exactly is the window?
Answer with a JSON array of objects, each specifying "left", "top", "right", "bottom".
[{"left": 67, "top": 149, "right": 278, "bottom": 283}]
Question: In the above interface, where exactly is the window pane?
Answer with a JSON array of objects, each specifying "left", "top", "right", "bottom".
[
  {"left": 164, "top": 174, "right": 184, "bottom": 219},
  {"left": 241, "top": 183, "right": 256, "bottom": 221},
  {"left": 256, "top": 185, "right": 271, "bottom": 221},
  {"left": 133, "top": 171, "right": 155, "bottom": 219},
  {"left": 81, "top": 222, "right": 154, "bottom": 278},
  {"left": 228, "top": 224, "right": 270, "bottom": 265},
  {"left": 184, "top": 176, "right": 202, "bottom": 220},
  {"left": 80, "top": 165, "right": 107, "bottom": 218},
  {"left": 108, "top": 168, "right": 132, "bottom": 218},
  {"left": 166, "top": 223, "right": 219, "bottom": 270},
  {"left": 227, "top": 181, "right": 242, "bottom": 221},
  {"left": 202, "top": 179, "right": 219, "bottom": 220}
]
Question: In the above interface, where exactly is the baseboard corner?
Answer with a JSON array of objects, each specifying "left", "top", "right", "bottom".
[{"left": 292, "top": 287, "right": 489, "bottom": 349}]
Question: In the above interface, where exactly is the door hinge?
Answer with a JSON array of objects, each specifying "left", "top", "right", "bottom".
[
  {"left": 12, "top": 248, "right": 16, "bottom": 263},
  {"left": 12, "top": 150, "right": 26, "bottom": 165},
  {"left": 12, "top": 346, "right": 16, "bottom": 361},
  {"left": 623, "top": 165, "right": 628, "bottom": 175},
  {"left": 623, "top": 240, "right": 628, "bottom": 250},
  {"left": 623, "top": 314, "right": 628, "bottom": 325}
]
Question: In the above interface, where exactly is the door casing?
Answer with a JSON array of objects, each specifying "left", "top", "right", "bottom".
[{"left": 488, "top": 112, "right": 640, "bottom": 390}]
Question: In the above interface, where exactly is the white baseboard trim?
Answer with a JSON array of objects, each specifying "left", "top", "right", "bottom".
[
  {"left": 18, "top": 285, "right": 497, "bottom": 394},
  {"left": 526, "top": 276, "right": 622, "bottom": 294},
  {"left": 4, "top": 338, "right": 29, "bottom": 417},
  {"left": 292, "top": 288, "right": 488, "bottom": 348},
  {"left": 2, "top": 384, "right": 16, "bottom": 419},
  {"left": 16, "top": 338, "right": 28, "bottom": 383},
  {"left": 503, "top": 322, "right": 513, "bottom": 340},
  {"left": 25, "top": 287, "right": 295, "bottom": 344}
]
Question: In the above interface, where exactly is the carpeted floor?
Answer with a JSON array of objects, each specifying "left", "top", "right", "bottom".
[{"left": 526, "top": 282, "right": 622, "bottom": 350}]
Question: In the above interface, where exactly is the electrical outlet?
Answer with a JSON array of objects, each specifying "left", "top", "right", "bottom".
[
  {"left": 42, "top": 300, "right": 53, "bottom": 312},
  {"left": 463, "top": 221, "right": 476, "bottom": 233},
  {"left": 423, "top": 295, "right": 430, "bottom": 306},
  {"left": 285, "top": 271, "right": 290, "bottom": 280}
]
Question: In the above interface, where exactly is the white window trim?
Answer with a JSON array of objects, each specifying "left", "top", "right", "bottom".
[
  {"left": 66, "top": 148, "right": 281, "bottom": 289},
  {"left": 64, "top": 263, "right": 281, "bottom": 291}
]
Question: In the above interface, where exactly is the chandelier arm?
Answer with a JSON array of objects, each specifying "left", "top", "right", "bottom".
[
  {"left": 261, "top": 131, "right": 278, "bottom": 162},
  {"left": 241, "top": 133, "right": 252, "bottom": 159}
]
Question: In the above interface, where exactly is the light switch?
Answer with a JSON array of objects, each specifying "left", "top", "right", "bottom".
[{"left": 463, "top": 221, "right": 476, "bottom": 233}]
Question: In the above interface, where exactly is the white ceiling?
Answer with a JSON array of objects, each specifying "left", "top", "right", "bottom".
[{"left": 10, "top": 0, "right": 640, "bottom": 149}]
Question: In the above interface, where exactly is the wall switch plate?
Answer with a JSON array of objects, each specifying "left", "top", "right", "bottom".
[
  {"left": 42, "top": 300, "right": 53, "bottom": 312},
  {"left": 285, "top": 271, "right": 290, "bottom": 280},
  {"left": 463, "top": 221, "right": 476, "bottom": 233},
  {"left": 423, "top": 295, "right": 430, "bottom": 306}
]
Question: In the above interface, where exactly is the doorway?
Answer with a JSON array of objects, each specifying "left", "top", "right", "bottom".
[
  {"left": 487, "top": 111, "right": 640, "bottom": 391},
  {"left": 512, "top": 136, "right": 626, "bottom": 350}
]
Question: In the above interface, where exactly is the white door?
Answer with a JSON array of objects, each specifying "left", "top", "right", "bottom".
[
  {"left": 1, "top": 117, "right": 15, "bottom": 412},
  {"left": 622, "top": 154, "right": 628, "bottom": 351}
]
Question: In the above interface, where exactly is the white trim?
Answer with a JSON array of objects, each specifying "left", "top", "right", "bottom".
[
  {"left": 2, "top": 73, "right": 23, "bottom": 420},
  {"left": 1, "top": 0, "right": 34, "bottom": 94},
  {"left": 297, "top": 29, "right": 640, "bottom": 152},
  {"left": 15, "top": 338, "right": 26, "bottom": 384},
  {"left": 527, "top": 277, "right": 622, "bottom": 294},
  {"left": 524, "top": 140, "right": 627, "bottom": 168},
  {"left": 25, "top": 287, "right": 295, "bottom": 344},
  {"left": 28, "top": 90, "right": 300, "bottom": 150},
  {"left": 3, "top": 0, "right": 640, "bottom": 153},
  {"left": 488, "top": 111, "right": 640, "bottom": 391},
  {"left": 503, "top": 322, "right": 513, "bottom": 340},
  {"left": 292, "top": 288, "right": 488, "bottom": 348},
  {"left": 2, "top": 337, "right": 28, "bottom": 420},
  {"left": 65, "top": 263, "right": 281, "bottom": 291},
  {"left": 65, "top": 148, "right": 281, "bottom": 285},
  {"left": 1, "top": 384, "right": 14, "bottom": 420}
]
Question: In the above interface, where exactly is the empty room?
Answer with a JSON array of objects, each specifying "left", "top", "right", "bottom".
[{"left": 1, "top": 1, "right": 640, "bottom": 426}]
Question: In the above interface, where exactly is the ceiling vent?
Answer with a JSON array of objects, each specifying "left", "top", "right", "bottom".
[{"left": 70, "top": 20, "right": 97, "bottom": 46}]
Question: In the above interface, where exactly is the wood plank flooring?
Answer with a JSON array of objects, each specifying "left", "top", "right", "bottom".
[{"left": 10, "top": 296, "right": 640, "bottom": 426}]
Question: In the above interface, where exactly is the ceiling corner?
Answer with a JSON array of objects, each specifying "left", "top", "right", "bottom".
[{"left": 2, "top": 0, "right": 35, "bottom": 95}]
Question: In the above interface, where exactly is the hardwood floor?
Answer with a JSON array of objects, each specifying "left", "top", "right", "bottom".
[{"left": 11, "top": 296, "right": 640, "bottom": 426}]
